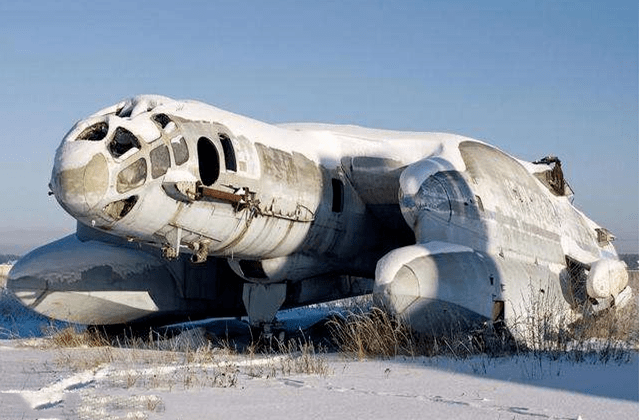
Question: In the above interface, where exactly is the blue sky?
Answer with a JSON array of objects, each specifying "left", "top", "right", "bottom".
[{"left": 0, "top": 0, "right": 637, "bottom": 253}]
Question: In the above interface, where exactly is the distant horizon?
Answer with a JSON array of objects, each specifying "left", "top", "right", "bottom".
[{"left": 0, "top": 226, "right": 73, "bottom": 255}]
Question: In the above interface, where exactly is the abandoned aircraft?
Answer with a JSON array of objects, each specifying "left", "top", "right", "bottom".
[{"left": 6, "top": 95, "right": 631, "bottom": 338}]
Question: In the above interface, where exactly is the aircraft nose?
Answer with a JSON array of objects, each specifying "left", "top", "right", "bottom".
[{"left": 51, "top": 151, "right": 109, "bottom": 217}]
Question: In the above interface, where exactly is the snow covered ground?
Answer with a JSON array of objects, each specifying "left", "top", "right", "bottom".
[
  {"left": 0, "top": 308, "right": 637, "bottom": 419},
  {"left": 0, "top": 336, "right": 637, "bottom": 420},
  {"left": 0, "top": 267, "right": 637, "bottom": 419}
]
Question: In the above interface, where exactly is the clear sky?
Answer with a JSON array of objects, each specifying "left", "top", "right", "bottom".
[{"left": 0, "top": 0, "right": 637, "bottom": 254}]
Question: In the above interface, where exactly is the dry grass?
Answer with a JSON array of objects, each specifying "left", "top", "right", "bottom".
[
  {"left": 327, "top": 307, "right": 415, "bottom": 359},
  {"left": 328, "top": 306, "right": 517, "bottom": 359},
  {"left": 40, "top": 270, "right": 638, "bottom": 393},
  {"left": 49, "top": 326, "right": 111, "bottom": 348},
  {"left": 45, "top": 324, "right": 330, "bottom": 394},
  {"left": 264, "top": 337, "right": 330, "bottom": 376},
  {"left": 521, "top": 270, "right": 638, "bottom": 356},
  {"left": 329, "top": 272, "right": 638, "bottom": 361}
]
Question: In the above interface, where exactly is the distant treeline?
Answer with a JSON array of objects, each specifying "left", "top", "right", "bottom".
[
  {"left": 0, "top": 254, "right": 20, "bottom": 264},
  {"left": 620, "top": 254, "right": 639, "bottom": 270}
]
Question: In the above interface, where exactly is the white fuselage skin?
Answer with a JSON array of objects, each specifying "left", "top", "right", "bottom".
[
  {"left": 44, "top": 95, "right": 628, "bottom": 331},
  {"left": 50, "top": 96, "right": 454, "bottom": 281},
  {"left": 51, "top": 96, "right": 613, "bottom": 265}
]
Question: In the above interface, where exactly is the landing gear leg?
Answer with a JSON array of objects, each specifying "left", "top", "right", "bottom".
[
  {"left": 242, "top": 282, "right": 287, "bottom": 341},
  {"left": 259, "top": 322, "right": 286, "bottom": 343}
]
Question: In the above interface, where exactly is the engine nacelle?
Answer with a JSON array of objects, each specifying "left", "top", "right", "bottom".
[
  {"left": 374, "top": 242, "right": 502, "bottom": 333},
  {"left": 587, "top": 259, "right": 628, "bottom": 299}
]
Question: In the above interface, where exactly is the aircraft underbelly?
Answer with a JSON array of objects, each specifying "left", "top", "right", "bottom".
[{"left": 29, "top": 291, "right": 159, "bottom": 325}]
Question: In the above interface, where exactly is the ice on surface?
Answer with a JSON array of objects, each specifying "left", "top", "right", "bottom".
[{"left": 8, "top": 235, "right": 163, "bottom": 285}]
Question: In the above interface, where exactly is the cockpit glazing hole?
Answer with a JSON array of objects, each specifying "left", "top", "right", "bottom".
[
  {"left": 103, "top": 195, "right": 139, "bottom": 220},
  {"left": 116, "top": 158, "right": 147, "bottom": 193},
  {"left": 153, "top": 113, "right": 172, "bottom": 128},
  {"left": 116, "top": 106, "right": 132, "bottom": 118},
  {"left": 150, "top": 145, "right": 171, "bottom": 179},
  {"left": 172, "top": 137, "right": 189, "bottom": 166},
  {"left": 109, "top": 127, "right": 141, "bottom": 158},
  {"left": 77, "top": 122, "right": 108, "bottom": 141}
]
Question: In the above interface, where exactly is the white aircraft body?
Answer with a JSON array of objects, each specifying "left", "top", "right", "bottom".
[{"left": 6, "top": 95, "right": 631, "bottom": 337}]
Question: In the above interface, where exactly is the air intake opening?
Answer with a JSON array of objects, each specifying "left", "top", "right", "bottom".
[{"left": 197, "top": 137, "right": 220, "bottom": 186}]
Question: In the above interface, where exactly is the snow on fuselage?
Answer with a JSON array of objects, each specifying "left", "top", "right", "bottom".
[
  {"left": 9, "top": 95, "right": 630, "bottom": 330},
  {"left": 49, "top": 96, "right": 467, "bottom": 279}
]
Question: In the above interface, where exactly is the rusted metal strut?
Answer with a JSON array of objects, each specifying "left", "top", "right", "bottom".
[{"left": 198, "top": 185, "right": 244, "bottom": 204}]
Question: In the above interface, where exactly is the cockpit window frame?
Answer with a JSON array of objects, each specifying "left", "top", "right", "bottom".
[
  {"left": 219, "top": 133, "right": 237, "bottom": 172},
  {"left": 171, "top": 136, "right": 190, "bottom": 166},
  {"left": 150, "top": 144, "right": 171, "bottom": 179}
]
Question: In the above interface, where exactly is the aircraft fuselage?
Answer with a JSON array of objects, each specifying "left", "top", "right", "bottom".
[{"left": 7, "top": 96, "right": 630, "bottom": 334}]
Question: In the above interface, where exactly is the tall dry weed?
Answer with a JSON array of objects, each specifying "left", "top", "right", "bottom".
[
  {"left": 327, "top": 307, "right": 416, "bottom": 359},
  {"left": 48, "top": 326, "right": 110, "bottom": 348},
  {"left": 328, "top": 276, "right": 637, "bottom": 360}
]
